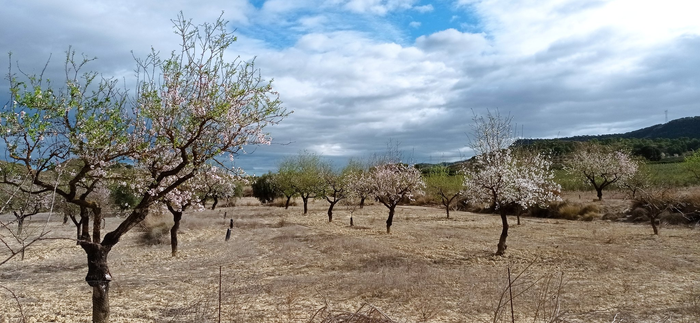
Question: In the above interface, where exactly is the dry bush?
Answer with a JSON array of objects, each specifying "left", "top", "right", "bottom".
[
  {"left": 309, "top": 303, "right": 398, "bottom": 323},
  {"left": 137, "top": 211, "right": 171, "bottom": 246},
  {"left": 269, "top": 198, "right": 298, "bottom": 208},
  {"left": 492, "top": 264, "right": 566, "bottom": 323},
  {"left": 530, "top": 201, "right": 601, "bottom": 221},
  {"left": 558, "top": 204, "right": 583, "bottom": 220},
  {"left": 242, "top": 185, "right": 254, "bottom": 197},
  {"left": 628, "top": 188, "right": 700, "bottom": 228},
  {"left": 409, "top": 193, "right": 437, "bottom": 206}
]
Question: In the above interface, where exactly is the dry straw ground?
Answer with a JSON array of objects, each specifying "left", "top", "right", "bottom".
[{"left": 2, "top": 194, "right": 700, "bottom": 323}]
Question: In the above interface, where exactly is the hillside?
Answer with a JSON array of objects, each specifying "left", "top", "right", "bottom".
[
  {"left": 511, "top": 116, "right": 700, "bottom": 160},
  {"left": 417, "top": 116, "right": 700, "bottom": 171},
  {"left": 516, "top": 116, "right": 700, "bottom": 145}
]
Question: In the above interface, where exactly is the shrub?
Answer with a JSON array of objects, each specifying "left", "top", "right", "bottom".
[
  {"left": 270, "top": 198, "right": 297, "bottom": 208},
  {"left": 137, "top": 212, "right": 171, "bottom": 245},
  {"left": 529, "top": 201, "right": 601, "bottom": 221}
]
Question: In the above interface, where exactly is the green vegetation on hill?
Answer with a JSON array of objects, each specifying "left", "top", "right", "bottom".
[{"left": 515, "top": 116, "right": 700, "bottom": 161}]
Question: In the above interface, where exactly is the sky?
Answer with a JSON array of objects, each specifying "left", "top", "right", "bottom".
[{"left": 2, "top": 0, "right": 700, "bottom": 174}]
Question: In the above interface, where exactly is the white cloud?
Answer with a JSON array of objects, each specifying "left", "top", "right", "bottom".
[
  {"left": 340, "top": 0, "right": 417, "bottom": 15},
  {"left": 413, "top": 4, "right": 434, "bottom": 13},
  {"left": 409, "top": 21, "right": 421, "bottom": 28},
  {"left": 415, "top": 29, "right": 490, "bottom": 55}
]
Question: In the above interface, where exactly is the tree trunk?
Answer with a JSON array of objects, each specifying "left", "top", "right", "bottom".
[
  {"left": 211, "top": 196, "right": 218, "bottom": 210},
  {"left": 496, "top": 209, "right": 509, "bottom": 256},
  {"left": 81, "top": 242, "right": 112, "bottom": 323},
  {"left": 360, "top": 197, "right": 365, "bottom": 209},
  {"left": 171, "top": 210, "right": 183, "bottom": 257},
  {"left": 302, "top": 197, "right": 309, "bottom": 215},
  {"left": 80, "top": 210, "right": 91, "bottom": 242},
  {"left": 651, "top": 216, "right": 659, "bottom": 235},
  {"left": 386, "top": 206, "right": 395, "bottom": 234},
  {"left": 92, "top": 284, "right": 110, "bottom": 323},
  {"left": 17, "top": 216, "right": 24, "bottom": 235},
  {"left": 350, "top": 216, "right": 354, "bottom": 226},
  {"left": 596, "top": 187, "right": 603, "bottom": 201},
  {"left": 92, "top": 207, "right": 103, "bottom": 243},
  {"left": 327, "top": 202, "right": 336, "bottom": 222},
  {"left": 285, "top": 195, "right": 292, "bottom": 209}
]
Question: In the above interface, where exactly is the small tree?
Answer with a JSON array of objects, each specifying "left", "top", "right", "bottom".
[
  {"left": 565, "top": 143, "right": 638, "bottom": 200},
  {"left": 198, "top": 166, "right": 242, "bottom": 210},
  {"left": 364, "top": 163, "right": 424, "bottom": 233},
  {"left": 282, "top": 152, "right": 326, "bottom": 215},
  {"left": 1, "top": 13, "right": 286, "bottom": 323},
  {"left": 464, "top": 110, "right": 560, "bottom": 255},
  {"left": 621, "top": 159, "right": 652, "bottom": 199},
  {"left": 321, "top": 163, "right": 355, "bottom": 222},
  {"left": 633, "top": 187, "right": 679, "bottom": 235},
  {"left": 685, "top": 150, "right": 700, "bottom": 182},
  {"left": 423, "top": 165, "right": 465, "bottom": 219},
  {"left": 251, "top": 172, "right": 280, "bottom": 204},
  {"left": 345, "top": 159, "right": 372, "bottom": 209},
  {"left": 275, "top": 159, "right": 299, "bottom": 209}
]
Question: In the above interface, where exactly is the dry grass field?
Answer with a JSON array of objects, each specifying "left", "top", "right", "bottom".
[{"left": 2, "top": 195, "right": 700, "bottom": 323}]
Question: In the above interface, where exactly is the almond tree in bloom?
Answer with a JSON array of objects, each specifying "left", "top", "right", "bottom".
[
  {"left": 363, "top": 163, "right": 424, "bottom": 233},
  {"left": 321, "top": 163, "right": 357, "bottom": 222},
  {"left": 565, "top": 143, "right": 638, "bottom": 200},
  {"left": 345, "top": 159, "right": 372, "bottom": 209},
  {"left": 158, "top": 165, "right": 243, "bottom": 257},
  {"left": 198, "top": 166, "right": 243, "bottom": 210},
  {"left": 463, "top": 110, "right": 560, "bottom": 255},
  {"left": 1, "top": 13, "right": 286, "bottom": 323}
]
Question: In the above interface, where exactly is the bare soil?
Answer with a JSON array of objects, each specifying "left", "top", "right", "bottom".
[{"left": 2, "top": 196, "right": 700, "bottom": 322}]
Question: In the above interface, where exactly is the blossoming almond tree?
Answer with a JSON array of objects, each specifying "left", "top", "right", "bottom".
[
  {"left": 464, "top": 110, "right": 560, "bottom": 255},
  {"left": 345, "top": 159, "right": 372, "bottom": 209},
  {"left": 1, "top": 13, "right": 286, "bottom": 323},
  {"left": 565, "top": 143, "right": 638, "bottom": 200},
  {"left": 364, "top": 163, "right": 424, "bottom": 233},
  {"left": 321, "top": 163, "right": 357, "bottom": 222},
  {"left": 159, "top": 165, "right": 243, "bottom": 257}
]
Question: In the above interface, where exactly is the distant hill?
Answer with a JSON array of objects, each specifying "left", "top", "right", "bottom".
[
  {"left": 517, "top": 116, "right": 700, "bottom": 145},
  {"left": 512, "top": 116, "right": 700, "bottom": 161}
]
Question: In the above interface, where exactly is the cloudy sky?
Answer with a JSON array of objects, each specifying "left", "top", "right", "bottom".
[{"left": 2, "top": 0, "right": 699, "bottom": 174}]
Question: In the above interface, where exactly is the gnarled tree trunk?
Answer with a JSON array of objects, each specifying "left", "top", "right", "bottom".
[
  {"left": 285, "top": 195, "right": 292, "bottom": 209},
  {"left": 302, "top": 196, "right": 309, "bottom": 215},
  {"left": 81, "top": 242, "right": 112, "bottom": 323},
  {"left": 496, "top": 209, "right": 509, "bottom": 256},
  {"left": 211, "top": 196, "right": 219, "bottom": 210},
  {"left": 386, "top": 205, "right": 395, "bottom": 234},
  {"left": 171, "top": 210, "right": 183, "bottom": 257}
]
